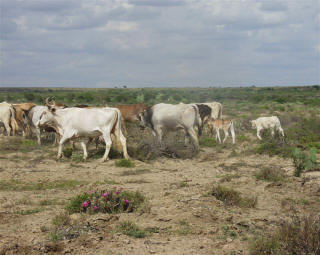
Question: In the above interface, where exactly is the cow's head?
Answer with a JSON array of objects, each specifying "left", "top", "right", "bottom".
[
  {"left": 36, "top": 97, "right": 56, "bottom": 127},
  {"left": 250, "top": 120, "right": 256, "bottom": 129},
  {"left": 138, "top": 111, "right": 147, "bottom": 130},
  {"left": 138, "top": 107, "right": 153, "bottom": 130}
]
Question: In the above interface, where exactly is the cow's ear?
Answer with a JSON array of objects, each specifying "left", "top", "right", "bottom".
[{"left": 51, "top": 107, "right": 56, "bottom": 114}]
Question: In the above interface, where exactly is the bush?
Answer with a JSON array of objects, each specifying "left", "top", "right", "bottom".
[
  {"left": 115, "top": 159, "right": 135, "bottom": 168},
  {"left": 115, "top": 221, "right": 146, "bottom": 238},
  {"left": 292, "top": 147, "right": 318, "bottom": 177},
  {"left": 211, "top": 185, "right": 257, "bottom": 208},
  {"left": 249, "top": 213, "right": 320, "bottom": 255},
  {"left": 66, "top": 187, "right": 146, "bottom": 214},
  {"left": 254, "top": 167, "right": 286, "bottom": 182}
]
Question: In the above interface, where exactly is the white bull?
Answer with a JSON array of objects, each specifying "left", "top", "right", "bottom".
[
  {"left": 250, "top": 116, "right": 284, "bottom": 140},
  {"left": 37, "top": 99, "right": 129, "bottom": 161},
  {"left": 139, "top": 103, "right": 201, "bottom": 151},
  {"left": 26, "top": 105, "right": 49, "bottom": 145},
  {"left": 203, "top": 102, "right": 222, "bottom": 119},
  {"left": 0, "top": 102, "right": 18, "bottom": 136}
]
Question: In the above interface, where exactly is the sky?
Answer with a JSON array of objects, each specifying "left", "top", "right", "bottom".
[{"left": 1, "top": 0, "right": 319, "bottom": 88}]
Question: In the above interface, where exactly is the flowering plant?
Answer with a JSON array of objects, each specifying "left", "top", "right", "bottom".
[{"left": 66, "top": 187, "right": 145, "bottom": 214}]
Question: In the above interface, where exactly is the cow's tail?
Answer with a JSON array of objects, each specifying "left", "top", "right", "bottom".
[
  {"left": 9, "top": 106, "right": 19, "bottom": 135},
  {"left": 191, "top": 104, "right": 202, "bottom": 136},
  {"left": 111, "top": 109, "right": 124, "bottom": 153}
]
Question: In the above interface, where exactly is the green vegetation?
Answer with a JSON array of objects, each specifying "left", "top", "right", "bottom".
[
  {"left": 292, "top": 147, "right": 319, "bottom": 177},
  {"left": 65, "top": 187, "right": 147, "bottom": 214},
  {"left": 0, "top": 179, "right": 86, "bottom": 191},
  {"left": 211, "top": 185, "right": 257, "bottom": 208},
  {"left": 115, "top": 221, "right": 147, "bottom": 238},
  {"left": 254, "top": 167, "right": 286, "bottom": 182},
  {"left": 249, "top": 214, "right": 320, "bottom": 255},
  {"left": 115, "top": 159, "right": 135, "bottom": 168}
]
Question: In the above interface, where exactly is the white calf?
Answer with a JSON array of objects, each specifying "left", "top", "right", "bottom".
[{"left": 250, "top": 116, "right": 284, "bottom": 140}]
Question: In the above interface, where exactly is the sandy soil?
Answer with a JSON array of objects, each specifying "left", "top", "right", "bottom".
[{"left": 0, "top": 135, "right": 319, "bottom": 255}]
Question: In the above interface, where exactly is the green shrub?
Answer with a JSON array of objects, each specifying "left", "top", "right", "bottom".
[
  {"left": 199, "top": 136, "right": 217, "bottom": 147},
  {"left": 211, "top": 185, "right": 257, "bottom": 208},
  {"left": 66, "top": 188, "right": 146, "bottom": 214},
  {"left": 116, "top": 221, "right": 146, "bottom": 238},
  {"left": 254, "top": 167, "right": 286, "bottom": 182},
  {"left": 115, "top": 159, "right": 135, "bottom": 168},
  {"left": 249, "top": 214, "right": 320, "bottom": 255},
  {"left": 292, "top": 147, "right": 318, "bottom": 177}
]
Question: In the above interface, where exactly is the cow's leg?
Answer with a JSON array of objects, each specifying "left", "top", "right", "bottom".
[
  {"left": 80, "top": 140, "right": 88, "bottom": 160},
  {"left": 101, "top": 132, "right": 112, "bottom": 162},
  {"left": 230, "top": 124, "right": 236, "bottom": 144},
  {"left": 278, "top": 127, "right": 284, "bottom": 137},
  {"left": 35, "top": 127, "right": 41, "bottom": 145},
  {"left": 187, "top": 128, "right": 199, "bottom": 151},
  {"left": 257, "top": 128, "right": 262, "bottom": 140},
  {"left": 155, "top": 127, "right": 164, "bottom": 149},
  {"left": 118, "top": 131, "right": 130, "bottom": 159},
  {"left": 57, "top": 132, "right": 74, "bottom": 159},
  {"left": 271, "top": 127, "right": 275, "bottom": 137},
  {"left": 184, "top": 131, "right": 190, "bottom": 146},
  {"left": 216, "top": 128, "right": 222, "bottom": 143},
  {"left": 4, "top": 122, "right": 11, "bottom": 136},
  {"left": 222, "top": 128, "right": 229, "bottom": 143}
]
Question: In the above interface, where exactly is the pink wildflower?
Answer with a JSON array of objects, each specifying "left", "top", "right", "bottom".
[
  {"left": 82, "top": 201, "right": 89, "bottom": 208},
  {"left": 94, "top": 205, "right": 98, "bottom": 211},
  {"left": 89, "top": 190, "right": 94, "bottom": 194},
  {"left": 102, "top": 192, "right": 109, "bottom": 197},
  {"left": 124, "top": 199, "right": 129, "bottom": 204},
  {"left": 115, "top": 191, "right": 120, "bottom": 195}
]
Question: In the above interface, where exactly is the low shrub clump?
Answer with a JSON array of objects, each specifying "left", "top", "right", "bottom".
[
  {"left": 255, "top": 139, "right": 293, "bottom": 158},
  {"left": 292, "top": 147, "right": 319, "bottom": 177},
  {"left": 115, "top": 221, "right": 147, "bottom": 238},
  {"left": 254, "top": 167, "right": 286, "bottom": 182},
  {"left": 211, "top": 185, "right": 257, "bottom": 208},
  {"left": 115, "top": 159, "right": 135, "bottom": 168},
  {"left": 250, "top": 213, "right": 320, "bottom": 255},
  {"left": 66, "top": 187, "right": 146, "bottom": 214}
]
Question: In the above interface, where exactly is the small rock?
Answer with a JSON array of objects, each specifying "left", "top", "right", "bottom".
[{"left": 124, "top": 239, "right": 130, "bottom": 244}]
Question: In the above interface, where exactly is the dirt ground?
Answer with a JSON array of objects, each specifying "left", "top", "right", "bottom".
[{"left": 0, "top": 135, "right": 319, "bottom": 255}]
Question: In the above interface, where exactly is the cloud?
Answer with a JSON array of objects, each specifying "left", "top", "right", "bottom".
[{"left": 1, "top": 0, "right": 319, "bottom": 87}]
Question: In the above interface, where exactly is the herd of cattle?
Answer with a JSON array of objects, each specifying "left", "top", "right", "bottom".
[{"left": 0, "top": 98, "right": 285, "bottom": 161}]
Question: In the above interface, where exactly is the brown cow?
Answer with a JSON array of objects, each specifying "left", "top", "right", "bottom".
[
  {"left": 12, "top": 103, "right": 36, "bottom": 136},
  {"left": 114, "top": 103, "right": 148, "bottom": 123}
]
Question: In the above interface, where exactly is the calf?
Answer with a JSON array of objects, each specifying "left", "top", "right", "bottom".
[
  {"left": 207, "top": 118, "right": 236, "bottom": 144},
  {"left": 250, "top": 116, "right": 284, "bottom": 140}
]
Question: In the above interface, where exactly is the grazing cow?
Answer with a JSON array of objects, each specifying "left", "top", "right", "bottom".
[
  {"left": 0, "top": 102, "right": 18, "bottom": 136},
  {"left": 139, "top": 103, "right": 201, "bottom": 151},
  {"left": 250, "top": 116, "right": 284, "bottom": 140},
  {"left": 207, "top": 118, "right": 236, "bottom": 144},
  {"left": 12, "top": 103, "right": 36, "bottom": 136},
  {"left": 202, "top": 102, "right": 223, "bottom": 119},
  {"left": 37, "top": 98, "right": 129, "bottom": 161}
]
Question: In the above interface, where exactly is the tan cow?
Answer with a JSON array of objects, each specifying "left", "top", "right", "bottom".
[
  {"left": 12, "top": 103, "right": 36, "bottom": 136},
  {"left": 207, "top": 118, "right": 236, "bottom": 144},
  {"left": 114, "top": 103, "right": 148, "bottom": 123}
]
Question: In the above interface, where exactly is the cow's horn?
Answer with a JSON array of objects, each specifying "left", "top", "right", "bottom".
[{"left": 45, "top": 97, "right": 50, "bottom": 106}]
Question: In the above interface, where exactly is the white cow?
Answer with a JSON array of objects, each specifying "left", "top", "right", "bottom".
[
  {"left": 37, "top": 99, "right": 129, "bottom": 161},
  {"left": 25, "top": 105, "right": 49, "bottom": 145},
  {"left": 250, "top": 116, "right": 284, "bottom": 140},
  {"left": 139, "top": 103, "right": 201, "bottom": 151},
  {"left": 0, "top": 102, "right": 18, "bottom": 136},
  {"left": 203, "top": 102, "right": 223, "bottom": 119}
]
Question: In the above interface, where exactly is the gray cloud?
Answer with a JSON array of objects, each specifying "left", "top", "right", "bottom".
[{"left": 0, "top": 0, "right": 319, "bottom": 87}]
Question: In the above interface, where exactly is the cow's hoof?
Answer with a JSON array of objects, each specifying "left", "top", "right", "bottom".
[{"left": 100, "top": 157, "right": 109, "bottom": 163}]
